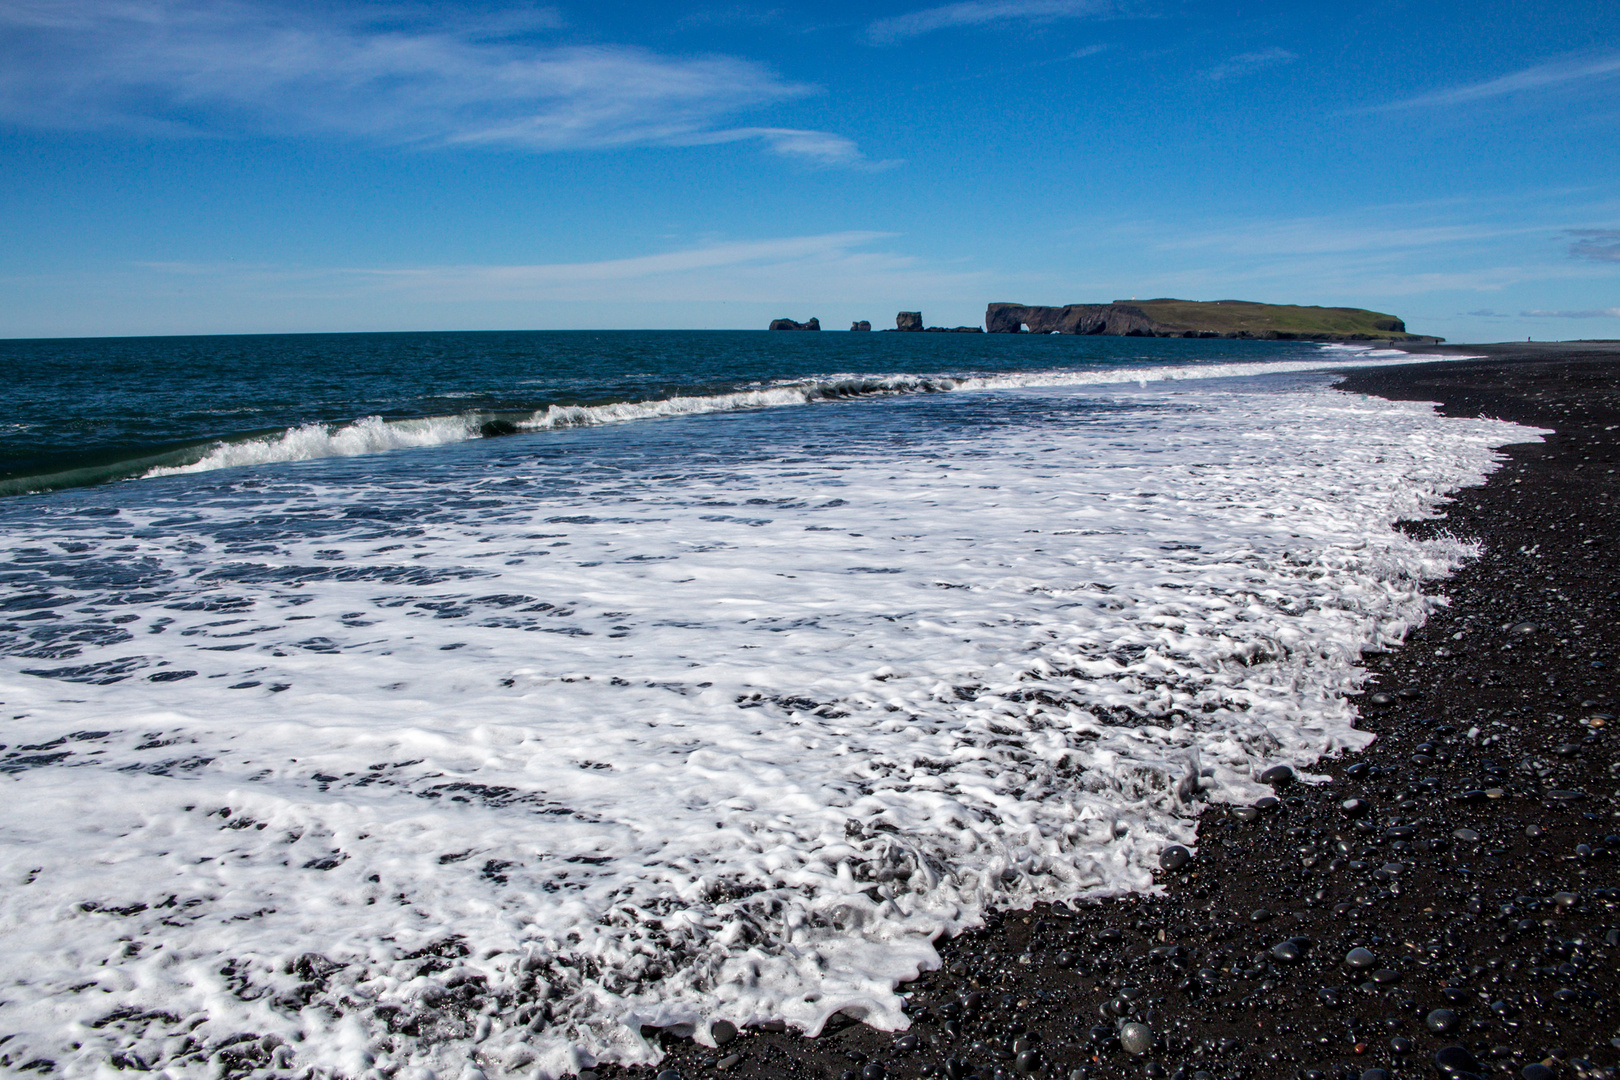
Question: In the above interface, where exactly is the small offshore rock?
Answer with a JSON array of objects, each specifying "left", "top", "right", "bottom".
[
  {"left": 1118, "top": 1021, "right": 1153, "bottom": 1057},
  {"left": 1160, "top": 845, "right": 1191, "bottom": 872}
]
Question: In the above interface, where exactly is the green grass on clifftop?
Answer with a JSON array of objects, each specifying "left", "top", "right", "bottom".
[{"left": 1119, "top": 298, "right": 1411, "bottom": 337}]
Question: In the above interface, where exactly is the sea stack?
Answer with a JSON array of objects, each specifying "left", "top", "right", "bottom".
[
  {"left": 768, "top": 317, "right": 821, "bottom": 331},
  {"left": 896, "top": 311, "right": 923, "bottom": 331},
  {"left": 850, "top": 320, "right": 871, "bottom": 331}
]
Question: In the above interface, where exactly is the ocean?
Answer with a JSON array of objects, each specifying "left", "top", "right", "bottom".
[{"left": 0, "top": 332, "right": 1533, "bottom": 1078}]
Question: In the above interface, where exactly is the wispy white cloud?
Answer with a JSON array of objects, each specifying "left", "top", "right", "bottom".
[
  {"left": 1520, "top": 307, "right": 1620, "bottom": 319},
  {"left": 1361, "top": 50, "right": 1620, "bottom": 112},
  {"left": 1568, "top": 229, "right": 1620, "bottom": 263},
  {"left": 865, "top": 0, "right": 1113, "bottom": 45},
  {"left": 675, "top": 127, "right": 876, "bottom": 167},
  {"left": 0, "top": 0, "right": 865, "bottom": 162},
  {"left": 1207, "top": 47, "right": 1295, "bottom": 82},
  {"left": 131, "top": 231, "right": 987, "bottom": 304}
]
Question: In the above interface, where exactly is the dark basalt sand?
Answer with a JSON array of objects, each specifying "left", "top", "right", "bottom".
[{"left": 623, "top": 345, "right": 1620, "bottom": 1080}]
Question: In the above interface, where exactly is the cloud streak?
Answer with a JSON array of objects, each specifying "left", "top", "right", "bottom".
[
  {"left": 1362, "top": 50, "right": 1620, "bottom": 112},
  {"left": 1207, "top": 48, "right": 1295, "bottom": 82},
  {"left": 1568, "top": 229, "right": 1620, "bottom": 263},
  {"left": 1520, "top": 307, "right": 1620, "bottom": 319},
  {"left": 866, "top": 0, "right": 1113, "bottom": 44},
  {"left": 132, "top": 231, "right": 987, "bottom": 304},
  {"left": 0, "top": 0, "right": 863, "bottom": 162}
]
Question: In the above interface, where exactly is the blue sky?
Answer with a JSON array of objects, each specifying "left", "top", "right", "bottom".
[{"left": 2, "top": 0, "right": 1617, "bottom": 341}]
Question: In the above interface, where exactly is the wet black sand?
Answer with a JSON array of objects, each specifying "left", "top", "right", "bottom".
[{"left": 625, "top": 344, "right": 1620, "bottom": 1080}]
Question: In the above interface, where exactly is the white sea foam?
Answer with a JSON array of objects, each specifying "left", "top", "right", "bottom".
[
  {"left": 135, "top": 347, "right": 1466, "bottom": 482},
  {"left": 0, "top": 371, "right": 1530, "bottom": 1078},
  {"left": 145, "top": 413, "right": 482, "bottom": 477}
]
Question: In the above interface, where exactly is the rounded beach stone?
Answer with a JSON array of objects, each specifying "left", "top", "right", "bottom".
[
  {"left": 711, "top": 1020, "right": 737, "bottom": 1046},
  {"left": 1344, "top": 947, "right": 1376, "bottom": 969},
  {"left": 1160, "top": 845, "right": 1191, "bottom": 872},
  {"left": 1259, "top": 764, "right": 1295, "bottom": 787},
  {"left": 1118, "top": 1021, "right": 1153, "bottom": 1057},
  {"left": 1424, "top": 1008, "right": 1459, "bottom": 1034}
]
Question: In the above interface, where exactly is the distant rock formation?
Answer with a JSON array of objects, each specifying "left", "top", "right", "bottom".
[
  {"left": 984, "top": 299, "right": 1437, "bottom": 342},
  {"left": 769, "top": 317, "right": 821, "bottom": 331},
  {"left": 850, "top": 320, "right": 872, "bottom": 331},
  {"left": 985, "top": 303, "right": 1160, "bottom": 336},
  {"left": 888, "top": 311, "right": 984, "bottom": 333}
]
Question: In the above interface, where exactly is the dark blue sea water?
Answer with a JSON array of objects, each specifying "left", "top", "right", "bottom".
[{"left": 0, "top": 330, "right": 1328, "bottom": 495}]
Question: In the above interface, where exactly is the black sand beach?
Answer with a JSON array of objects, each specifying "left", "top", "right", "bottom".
[{"left": 628, "top": 344, "right": 1620, "bottom": 1080}]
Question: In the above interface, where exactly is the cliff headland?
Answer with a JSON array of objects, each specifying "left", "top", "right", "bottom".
[
  {"left": 985, "top": 298, "right": 1442, "bottom": 342},
  {"left": 773, "top": 300, "right": 1441, "bottom": 341}
]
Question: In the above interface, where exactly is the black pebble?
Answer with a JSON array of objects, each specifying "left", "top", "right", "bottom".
[
  {"left": 1270, "top": 940, "right": 1303, "bottom": 963},
  {"left": 1424, "top": 1008, "right": 1460, "bottom": 1034},
  {"left": 1259, "top": 764, "right": 1295, "bottom": 786},
  {"left": 1522, "top": 1065, "right": 1556, "bottom": 1080},
  {"left": 711, "top": 1020, "right": 737, "bottom": 1046},
  {"left": 1160, "top": 845, "right": 1191, "bottom": 872},
  {"left": 1434, "top": 1046, "right": 1483, "bottom": 1077},
  {"left": 1344, "top": 947, "right": 1376, "bottom": 969},
  {"left": 862, "top": 1062, "right": 886, "bottom": 1080}
]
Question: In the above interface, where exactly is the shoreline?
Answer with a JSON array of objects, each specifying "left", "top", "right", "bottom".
[{"left": 632, "top": 347, "right": 1620, "bottom": 1080}]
